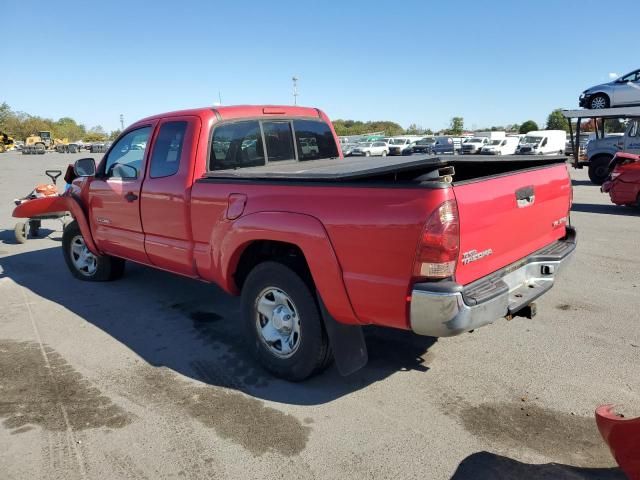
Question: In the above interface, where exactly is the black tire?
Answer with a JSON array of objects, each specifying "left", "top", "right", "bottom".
[
  {"left": 241, "top": 261, "right": 330, "bottom": 381},
  {"left": 14, "top": 222, "right": 28, "bottom": 243},
  {"left": 588, "top": 155, "right": 612, "bottom": 185},
  {"left": 69, "top": 144, "right": 78, "bottom": 154},
  {"left": 62, "top": 220, "right": 125, "bottom": 281},
  {"left": 589, "top": 94, "right": 610, "bottom": 109},
  {"left": 29, "top": 220, "right": 41, "bottom": 237}
]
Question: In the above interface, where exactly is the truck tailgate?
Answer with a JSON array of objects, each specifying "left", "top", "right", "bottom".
[{"left": 453, "top": 164, "right": 572, "bottom": 285}]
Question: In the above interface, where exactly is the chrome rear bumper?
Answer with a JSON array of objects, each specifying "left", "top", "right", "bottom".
[{"left": 409, "top": 227, "right": 576, "bottom": 337}]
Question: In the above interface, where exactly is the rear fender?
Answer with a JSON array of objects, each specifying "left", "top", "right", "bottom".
[
  {"left": 212, "top": 211, "right": 360, "bottom": 326},
  {"left": 12, "top": 193, "right": 100, "bottom": 255}
]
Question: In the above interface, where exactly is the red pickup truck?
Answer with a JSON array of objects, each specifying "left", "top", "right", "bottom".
[{"left": 13, "top": 105, "right": 576, "bottom": 380}]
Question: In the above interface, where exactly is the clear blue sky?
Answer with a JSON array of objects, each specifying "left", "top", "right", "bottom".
[{"left": 3, "top": 0, "right": 634, "bottom": 133}]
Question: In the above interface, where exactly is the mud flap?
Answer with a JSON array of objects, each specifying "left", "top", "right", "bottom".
[{"left": 318, "top": 297, "right": 368, "bottom": 376}]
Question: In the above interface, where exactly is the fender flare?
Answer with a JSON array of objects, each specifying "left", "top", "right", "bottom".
[
  {"left": 211, "top": 211, "right": 360, "bottom": 326},
  {"left": 12, "top": 193, "right": 100, "bottom": 255}
]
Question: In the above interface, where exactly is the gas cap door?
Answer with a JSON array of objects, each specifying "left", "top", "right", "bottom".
[{"left": 226, "top": 193, "right": 247, "bottom": 220}]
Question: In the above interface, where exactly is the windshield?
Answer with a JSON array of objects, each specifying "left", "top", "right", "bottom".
[
  {"left": 468, "top": 138, "right": 483, "bottom": 143},
  {"left": 417, "top": 139, "right": 434, "bottom": 145},
  {"left": 390, "top": 139, "right": 407, "bottom": 145},
  {"left": 523, "top": 136, "right": 543, "bottom": 145}
]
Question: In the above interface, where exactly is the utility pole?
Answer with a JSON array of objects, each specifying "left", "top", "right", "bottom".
[
  {"left": 119, "top": 114, "right": 124, "bottom": 130},
  {"left": 292, "top": 76, "right": 299, "bottom": 105}
]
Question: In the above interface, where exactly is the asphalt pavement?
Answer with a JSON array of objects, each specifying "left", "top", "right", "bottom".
[{"left": 0, "top": 151, "right": 637, "bottom": 479}]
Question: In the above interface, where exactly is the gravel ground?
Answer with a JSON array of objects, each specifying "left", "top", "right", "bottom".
[{"left": 0, "top": 151, "right": 637, "bottom": 480}]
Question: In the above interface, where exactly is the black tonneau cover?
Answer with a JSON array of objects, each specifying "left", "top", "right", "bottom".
[{"left": 203, "top": 155, "right": 567, "bottom": 181}]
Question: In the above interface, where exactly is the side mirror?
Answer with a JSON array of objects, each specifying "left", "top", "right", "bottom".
[{"left": 73, "top": 158, "right": 96, "bottom": 177}]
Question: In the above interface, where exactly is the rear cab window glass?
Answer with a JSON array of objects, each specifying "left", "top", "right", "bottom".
[
  {"left": 263, "top": 121, "right": 295, "bottom": 162},
  {"left": 150, "top": 121, "right": 187, "bottom": 178},
  {"left": 104, "top": 127, "right": 152, "bottom": 179},
  {"left": 293, "top": 120, "right": 338, "bottom": 161},
  {"left": 211, "top": 121, "right": 265, "bottom": 170}
]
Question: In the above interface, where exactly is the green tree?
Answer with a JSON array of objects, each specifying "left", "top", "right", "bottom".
[
  {"left": 546, "top": 109, "right": 569, "bottom": 132},
  {"left": 108, "top": 129, "right": 122, "bottom": 140},
  {"left": 519, "top": 120, "right": 539, "bottom": 134},
  {"left": 54, "top": 117, "right": 86, "bottom": 141},
  {"left": 0, "top": 102, "right": 12, "bottom": 131},
  {"left": 332, "top": 119, "right": 403, "bottom": 137},
  {"left": 448, "top": 117, "right": 464, "bottom": 135},
  {"left": 84, "top": 125, "right": 107, "bottom": 142}
]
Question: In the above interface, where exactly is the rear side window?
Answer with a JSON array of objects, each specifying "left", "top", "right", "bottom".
[
  {"left": 211, "top": 121, "right": 265, "bottom": 170},
  {"left": 293, "top": 120, "right": 339, "bottom": 161},
  {"left": 263, "top": 121, "right": 295, "bottom": 162},
  {"left": 150, "top": 121, "right": 187, "bottom": 178}
]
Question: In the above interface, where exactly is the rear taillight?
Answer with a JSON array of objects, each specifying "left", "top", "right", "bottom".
[{"left": 413, "top": 200, "right": 460, "bottom": 280}]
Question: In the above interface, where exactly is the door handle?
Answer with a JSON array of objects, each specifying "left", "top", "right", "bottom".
[{"left": 124, "top": 192, "right": 138, "bottom": 202}]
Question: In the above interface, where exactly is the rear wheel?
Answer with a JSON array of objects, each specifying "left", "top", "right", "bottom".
[
  {"left": 62, "top": 220, "right": 125, "bottom": 281},
  {"left": 241, "top": 261, "right": 330, "bottom": 381},
  {"left": 588, "top": 155, "right": 612, "bottom": 185}
]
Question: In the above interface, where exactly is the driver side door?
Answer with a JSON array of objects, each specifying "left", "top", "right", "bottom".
[
  {"left": 613, "top": 71, "right": 640, "bottom": 106},
  {"left": 89, "top": 124, "right": 155, "bottom": 264}
]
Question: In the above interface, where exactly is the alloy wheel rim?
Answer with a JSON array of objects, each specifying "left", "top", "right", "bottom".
[
  {"left": 591, "top": 97, "right": 606, "bottom": 109},
  {"left": 70, "top": 235, "right": 97, "bottom": 276},
  {"left": 255, "top": 287, "right": 301, "bottom": 358}
]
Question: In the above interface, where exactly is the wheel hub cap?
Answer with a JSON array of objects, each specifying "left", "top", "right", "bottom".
[
  {"left": 255, "top": 288, "right": 301, "bottom": 358},
  {"left": 70, "top": 235, "right": 97, "bottom": 276}
]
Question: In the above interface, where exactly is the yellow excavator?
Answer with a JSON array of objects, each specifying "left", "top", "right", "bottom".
[{"left": 0, "top": 131, "right": 15, "bottom": 153}]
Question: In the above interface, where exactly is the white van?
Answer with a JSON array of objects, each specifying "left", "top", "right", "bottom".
[
  {"left": 516, "top": 130, "right": 566, "bottom": 155},
  {"left": 480, "top": 136, "right": 520, "bottom": 155},
  {"left": 461, "top": 131, "right": 506, "bottom": 154}
]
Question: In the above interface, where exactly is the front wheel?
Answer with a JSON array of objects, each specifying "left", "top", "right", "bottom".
[
  {"left": 590, "top": 94, "right": 609, "bottom": 109},
  {"left": 62, "top": 220, "right": 125, "bottom": 281},
  {"left": 365, "top": 151, "right": 370, "bottom": 157},
  {"left": 588, "top": 156, "right": 612, "bottom": 185},
  {"left": 14, "top": 222, "right": 28, "bottom": 243},
  {"left": 381, "top": 150, "right": 387, "bottom": 156},
  {"left": 241, "top": 261, "right": 331, "bottom": 381}
]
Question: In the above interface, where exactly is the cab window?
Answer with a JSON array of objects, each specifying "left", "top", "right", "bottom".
[
  {"left": 263, "top": 121, "right": 295, "bottom": 162},
  {"left": 210, "top": 121, "right": 265, "bottom": 170},
  {"left": 150, "top": 121, "right": 187, "bottom": 178},
  {"left": 103, "top": 127, "right": 152, "bottom": 179},
  {"left": 292, "top": 120, "right": 339, "bottom": 160}
]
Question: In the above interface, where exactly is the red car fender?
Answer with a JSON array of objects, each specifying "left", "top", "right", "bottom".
[
  {"left": 211, "top": 211, "right": 360, "bottom": 326},
  {"left": 596, "top": 404, "right": 640, "bottom": 480},
  {"left": 12, "top": 193, "right": 101, "bottom": 256}
]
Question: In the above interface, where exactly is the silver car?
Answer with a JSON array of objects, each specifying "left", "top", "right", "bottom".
[{"left": 579, "top": 69, "right": 640, "bottom": 109}]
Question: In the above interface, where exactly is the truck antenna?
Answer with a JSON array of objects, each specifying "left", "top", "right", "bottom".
[{"left": 292, "top": 76, "right": 299, "bottom": 105}]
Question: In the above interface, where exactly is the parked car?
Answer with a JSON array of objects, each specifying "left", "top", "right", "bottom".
[
  {"left": 14, "top": 105, "right": 576, "bottom": 381},
  {"left": 579, "top": 69, "right": 640, "bottom": 109},
  {"left": 388, "top": 137, "right": 417, "bottom": 156},
  {"left": 601, "top": 152, "right": 640, "bottom": 207},
  {"left": 462, "top": 132, "right": 506, "bottom": 155},
  {"left": 341, "top": 143, "right": 359, "bottom": 157},
  {"left": 431, "top": 136, "right": 463, "bottom": 155},
  {"left": 351, "top": 141, "right": 388, "bottom": 157},
  {"left": 412, "top": 137, "right": 435, "bottom": 154},
  {"left": 516, "top": 130, "right": 566, "bottom": 155},
  {"left": 480, "top": 136, "right": 520, "bottom": 155}
]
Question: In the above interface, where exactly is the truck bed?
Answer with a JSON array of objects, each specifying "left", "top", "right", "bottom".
[{"left": 202, "top": 155, "right": 567, "bottom": 183}]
